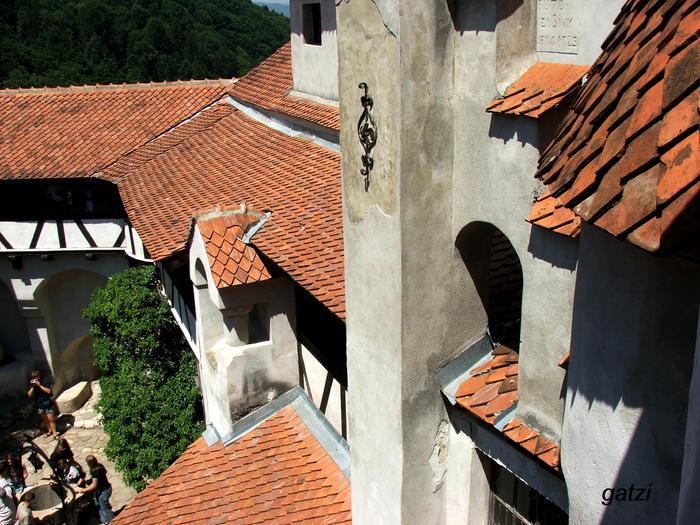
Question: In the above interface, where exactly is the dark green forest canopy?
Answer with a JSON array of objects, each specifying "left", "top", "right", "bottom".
[{"left": 0, "top": 0, "right": 290, "bottom": 89}]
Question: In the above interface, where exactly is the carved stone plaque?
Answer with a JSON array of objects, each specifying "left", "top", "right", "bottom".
[{"left": 537, "top": 0, "right": 581, "bottom": 55}]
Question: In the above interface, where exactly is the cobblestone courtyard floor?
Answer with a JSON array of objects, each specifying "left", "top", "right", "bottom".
[{"left": 3, "top": 384, "right": 137, "bottom": 524}]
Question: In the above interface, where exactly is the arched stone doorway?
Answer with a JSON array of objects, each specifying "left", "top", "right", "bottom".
[{"left": 34, "top": 269, "right": 108, "bottom": 392}]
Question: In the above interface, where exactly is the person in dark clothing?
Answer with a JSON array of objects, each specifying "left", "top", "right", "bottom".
[
  {"left": 49, "top": 439, "right": 74, "bottom": 470},
  {"left": 27, "top": 371, "right": 57, "bottom": 439},
  {"left": 75, "top": 455, "right": 115, "bottom": 524}
]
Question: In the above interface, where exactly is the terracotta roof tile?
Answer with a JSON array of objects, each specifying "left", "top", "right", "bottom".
[
  {"left": 104, "top": 101, "right": 345, "bottom": 318},
  {"left": 0, "top": 80, "right": 232, "bottom": 181},
  {"left": 229, "top": 43, "right": 340, "bottom": 131},
  {"left": 527, "top": 191, "right": 581, "bottom": 237},
  {"left": 534, "top": 0, "right": 700, "bottom": 253},
  {"left": 194, "top": 204, "right": 272, "bottom": 289},
  {"left": 112, "top": 405, "right": 351, "bottom": 525},
  {"left": 453, "top": 346, "right": 562, "bottom": 471},
  {"left": 487, "top": 62, "right": 589, "bottom": 118}
]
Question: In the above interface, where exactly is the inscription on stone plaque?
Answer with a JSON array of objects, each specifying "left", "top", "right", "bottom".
[{"left": 537, "top": 0, "right": 581, "bottom": 55}]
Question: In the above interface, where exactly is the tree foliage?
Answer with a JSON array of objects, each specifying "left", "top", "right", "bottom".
[
  {"left": 0, "top": 0, "right": 290, "bottom": 89},
  {"left": 82, "top": 265, "right": 203, "bottom": 492}
]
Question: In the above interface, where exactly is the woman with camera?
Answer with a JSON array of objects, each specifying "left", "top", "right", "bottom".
[{"left": 27, "top": 371, "right": 57, "bottom": 439}]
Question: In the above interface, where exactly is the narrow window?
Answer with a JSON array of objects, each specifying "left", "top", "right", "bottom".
[
  {"left": 303, "top": 3, "right": 322, "bottom": 46},
  {"left": 248, "top": 303, "right": 269, "bottom": 344},
  {"left": 456, "top": 222, "right": 524, "bottom": 352},
  {"left": 490, "top": 462, "right": 568, "bottom": 525}
]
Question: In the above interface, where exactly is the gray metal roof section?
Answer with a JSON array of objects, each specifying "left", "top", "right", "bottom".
[{"left": 435, "top": 333, "right": 494, "bottom": 404}]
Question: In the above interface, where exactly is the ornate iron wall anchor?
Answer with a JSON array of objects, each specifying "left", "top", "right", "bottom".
[{"left": 357, "top": 83, "right": 377, "bottom": 191}]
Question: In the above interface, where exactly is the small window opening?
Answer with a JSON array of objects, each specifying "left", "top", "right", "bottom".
[
  {"left": 490, "top": 462, "right": 568, "bottom": 525},
  {"left": 248, "top": 303, "right": 269, "bottom": 344},
  {"left": 303, "top": 3, "right": 322, "bottom": 46}
]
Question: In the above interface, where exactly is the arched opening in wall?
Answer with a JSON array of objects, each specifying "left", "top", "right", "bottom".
[
  {"left": 59, "top": 335, "right": 99, "bottom": 387},
  {"left": 34, "top": 269, "right": 108, "bottom": 389},
  {"left": 193, "top": 259, "right": 208, "bottom": 288},
  {"left": 0, "top": 278, "right": 31, "bottom": 362},
  {"left": 457, "top": 222, "right": 523, "bottom": 351}
]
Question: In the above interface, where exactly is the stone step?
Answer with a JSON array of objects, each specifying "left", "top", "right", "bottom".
[{"left": 56, "top": 381, "right": 92, "bottom": 414}]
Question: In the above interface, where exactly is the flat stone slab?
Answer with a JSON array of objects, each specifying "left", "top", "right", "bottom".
[{"left": 56, "top": 381, "right": 92, "bottom": 414}]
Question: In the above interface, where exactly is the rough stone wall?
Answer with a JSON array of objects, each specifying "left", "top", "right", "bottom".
[{"left": 338, "top": 0, "right": 647, "bottom": 523}]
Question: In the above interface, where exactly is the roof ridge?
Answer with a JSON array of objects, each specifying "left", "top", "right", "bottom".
[{"left": 0, "top": 78, "right": 236, "bottom": 96}]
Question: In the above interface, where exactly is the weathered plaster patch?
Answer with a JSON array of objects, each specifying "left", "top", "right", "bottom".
[{"left": 429, "top": 419, "right": 449, "bottom": 492}]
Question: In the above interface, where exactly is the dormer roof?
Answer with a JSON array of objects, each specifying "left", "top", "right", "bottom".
[
  {"left": 193, "top": 204, "right": 272, "bottom": 289},
  {"left": 111, "top": 388, "right": 352, "bottom": 525},
  {"left": 487, "top": 62, "right": 589, "bottom": 118}
]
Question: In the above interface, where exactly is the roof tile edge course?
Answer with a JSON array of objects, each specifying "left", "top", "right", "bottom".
[
  {"left": 193, "top": 202, "right": 269, "bottom": 224},
  {"left": 487, "top": 62, "right": 590, "bottom": 118},
  {"left": 451, "top": 347, "right": 562, "bottom": 471}
]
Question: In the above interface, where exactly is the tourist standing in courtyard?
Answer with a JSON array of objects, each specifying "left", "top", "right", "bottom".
[
  {"left": 75, "top": 455, "right": 115, "bottom": 524},
  {"left": 27, "top": 371, "right": 57, "bottom": 439}
]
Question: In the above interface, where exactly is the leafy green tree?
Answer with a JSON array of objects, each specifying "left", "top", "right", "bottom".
[
  {"left": 0, "top": 0, "right": 290, "bottom": 89},
  {"left": 82, "top": 265, "right": 203, "bottom": 491}
]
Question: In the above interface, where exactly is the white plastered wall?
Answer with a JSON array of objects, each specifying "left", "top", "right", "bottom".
[
  {"left": 0, "top": 252, "right": 128, "bottom": 398},
  {"left": 290, "top": 0, "right": 339, "bottom": 101},
  {"left": 189, "top": 225, "right": 299, "bottom": 439}
]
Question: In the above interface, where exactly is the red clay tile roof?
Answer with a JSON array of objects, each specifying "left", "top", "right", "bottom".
[
  {"left": 228, "top": 43, "right": 340, "bottom": 131},
  {"left": 487, "top": 62, "right": 590, "bottom": 117},
  {"left": 454, "top": 346, "right": 561, "bottom": 471},
  {"left": 194, "top": 204, "right": 272, "bottom": 289},
  {"left": 105, "top": 101, "right": 345, "bottom": 318},
  {"left": 0, "top": 81, "right": 232, "bottom": 181},
  {"left": 527, "top": 189, "right": 582, "bottom": 237},
  {"left": 535, "top": 0, "right": 700, "bottom": 253},
  {"left": 112, "top": 405, "right": 352, "bottom": 525},
  {"left": 503, "top": 419, "right": 561, "bottom": 470}
]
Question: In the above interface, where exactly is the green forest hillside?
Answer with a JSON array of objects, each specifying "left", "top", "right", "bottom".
[{"left": 0, "top": 0, "right": 290, "bottom": 89}]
